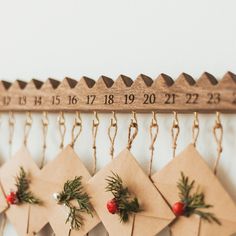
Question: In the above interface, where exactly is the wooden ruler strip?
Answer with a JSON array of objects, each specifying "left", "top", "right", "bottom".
[{"left": 0, "top": 72, "right": 236, "bottom": 113}]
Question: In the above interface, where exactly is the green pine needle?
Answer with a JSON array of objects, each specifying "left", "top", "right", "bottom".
[
  {"left": 177, "top": 172, "right": 221, "bottom": 225},
  {"left": 15, "top": 167, "right": 41, "bottom": 204},
  {"left": 57, "top": 176, "right": 93, "bottom": 231},
  {"left": 105, "top": 172, "right": 140, "bottom": 223}
]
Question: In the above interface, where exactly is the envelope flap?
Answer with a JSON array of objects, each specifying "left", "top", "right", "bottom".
[
  {"left": 153, "top": 182, "right": 178, "bottom": 205},
  {"left": 171, "top": 215, "right": 201, "bottom": 236},
  {"left": 42, "top": 178, "right": 100, "bottom": 236},
  {"left": 48, "top": 200, "right": 100, "bottom": 236},
  {"left": 0, "top": 145, "right": 39, "bottom": 191},
  {"left": 133, "top": 214, "right": 174, "bottom": 236},
  {"left": 118, "top": 150, "right": 174, "bottom": 219},
  {"left": 40, "top": 145, "right": 91, "bottom": 185},
  {"left": 152, "top": 144, "right": 236, "bottom": 232},
  {"left": 30, "top": 146, "right": 100, "bottom": 236},
  {"left": 30, "top": 177, "right": 61, "bottom": 211},
  {"left": 0, "top": 145, "right": 43, "bottom": 235},
  {"left": 87, "top": 148, "right": 175, "bottom": 236}
]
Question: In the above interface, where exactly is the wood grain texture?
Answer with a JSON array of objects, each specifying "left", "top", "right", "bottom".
[{"left": 0, "top": 72, "right": 236, "bottom": 113}]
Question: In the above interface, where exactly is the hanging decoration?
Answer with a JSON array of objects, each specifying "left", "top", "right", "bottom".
[
  {"left": 0, "top": 73, "right": 235, "bottom": 236},
  {"left": 151, "top": 113, "right": 236, "bottom": 236},
  {"left": 28, "top": 112, "right": 100, "bottom": 236},
  {"left": 0, "top": 112, "right": 46, "bottom": 236},
  {"left": 86, "top": 112, "right": 175, "bottom": 236},
  {"left": 53, "top": 176, "right": 94, "bottom": 230},
  {"left": 172, "top": 172, "right": 220, "bottom": 224},
  {"left": 105, "top": 172, "right": 140, "bottom": 222},
  {"left": 6, "top": 167, "right": 41, "bottom": 205}
]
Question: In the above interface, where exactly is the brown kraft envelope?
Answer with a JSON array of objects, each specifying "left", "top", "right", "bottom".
[
  {"left": 152, "top": 144, "right": 236, "bottom": 236},
  {"left": 86, "top": 148, "right": 175, "bottom": 236},
  {"left": 0, "top": 183, "right": 8, "bottom": 213},
  {"left": 0, "top": 145, "right": 47, "bottom": 236},
  {"left": 29, "top": 144, "right": 100, "bottom": 236}
]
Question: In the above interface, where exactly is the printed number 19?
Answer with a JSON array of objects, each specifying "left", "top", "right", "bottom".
[{"left": 124, "top": 94, "right": 135, "bottom": 104}]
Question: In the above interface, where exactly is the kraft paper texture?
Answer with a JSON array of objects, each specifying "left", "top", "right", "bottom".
[
  {"left": 152, "top": 144, "right": 236, "bottom": 236},
  {"left": 0, "top": 146, "right": 46, "bottom": 236},
  {"left": 29, "top": 145, "right": 100, "bottom": 236},
  {"left": 86, "top": 148, "right": 175, "bottom": 236}
]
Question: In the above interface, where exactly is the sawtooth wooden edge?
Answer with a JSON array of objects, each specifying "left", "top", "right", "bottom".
[{"left": 0, "top": 72, "right": 236, "bottom": 113}]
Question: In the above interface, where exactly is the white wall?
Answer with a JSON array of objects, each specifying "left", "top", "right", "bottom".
[{"left": 0, "top": 0, "right": 235, "bottom": 235}]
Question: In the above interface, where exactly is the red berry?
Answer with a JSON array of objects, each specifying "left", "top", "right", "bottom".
[
  {"left": 6, "top": 191, "right": 18, "bottom": 205},
  {"left": 107, "top": 199, "right": 118, "bottom": 214},
  {"left": 172, "top": 202, "right": 185, "bottom": 216}
]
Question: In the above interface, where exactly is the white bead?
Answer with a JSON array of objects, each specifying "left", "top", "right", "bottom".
[{"left": 52, "top": 192, "right": 59, "bottom": 201}]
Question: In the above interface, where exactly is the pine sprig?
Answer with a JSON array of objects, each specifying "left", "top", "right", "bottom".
[
  {"left": 56, "top": 176, "right": 93, "bottom": 231},
  {"left": 177, "top": 172, "right": 221, "bottom": 225},
  {"left": 15, "top": 167, "right": 41, "bottom": 204},
  {"left": 105, "top": 172, "right": 140, "bottom": 222}
]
